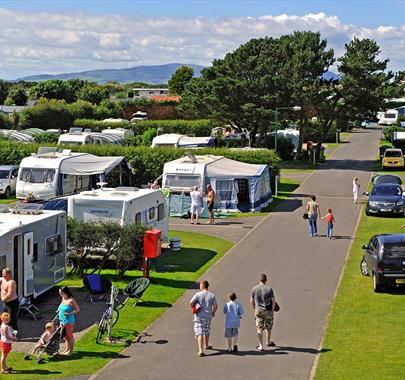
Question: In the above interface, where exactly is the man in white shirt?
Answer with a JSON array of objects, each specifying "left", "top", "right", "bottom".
[{"left": 190, "top": 186, "right": 202, "bottom": 225}]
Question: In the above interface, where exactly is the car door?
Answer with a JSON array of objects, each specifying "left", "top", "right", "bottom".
[
  {"left": 368, "top": 238, "right": 379, "bottom": 274},
  {"left": 365, "top": 237, "right": 377, "bottom": 272}
]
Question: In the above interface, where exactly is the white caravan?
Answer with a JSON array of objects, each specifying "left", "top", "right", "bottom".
[
  {"left": 16, "top": 147, "right": 125, "bottom": 200},
  {"left": 151, "top": 134, "right": 216, "bottom": 148},
  {"left": 67, "top": 187, "right": 168, "bottom": 242},
  {"left": 102, "top": 128, "right": 134, "bottom": 139},
  {"left": 131, "top": 111, "right": 148, "bottom": 121},
  {"left": 58, "top": 130, "right": 123, "bottom": 146},
  {"left": 0, "top": 205, "right": 66, "bottom": 299},
  {"left": 378, "top": 109, "right": 399, "bottom": 125}
]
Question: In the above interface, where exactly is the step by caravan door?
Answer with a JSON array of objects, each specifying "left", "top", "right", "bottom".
[{"left": 23, "top": 232, "right": 34, "bottom": 297}]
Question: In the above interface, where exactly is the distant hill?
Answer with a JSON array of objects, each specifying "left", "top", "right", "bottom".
[
  {"left": 16, "top": 63, "right": 339, "bottom": 84},
  {"left": 17, "top": 63, "right": 205, "bottom": 84}
]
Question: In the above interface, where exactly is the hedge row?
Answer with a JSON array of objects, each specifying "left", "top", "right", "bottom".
[
  {"left": 73, "top": 118, "right": 221, "bottom": 136},
  {"left": 0, "top": 142, "right": 280, "bottom": 186}
]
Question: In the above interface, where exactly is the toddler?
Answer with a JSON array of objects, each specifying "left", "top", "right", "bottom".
[
  {"left": 33, "top": 322, "right": 54, "bottom": 353},
  {"left": 0, "top": 312, "right": 14, "bottom": 374},
  {"left": 322, "top": 208, "right": 335, "bottom": 239},
  {"left": 223, "top": 292, "right": 244, "bottom": 353}
]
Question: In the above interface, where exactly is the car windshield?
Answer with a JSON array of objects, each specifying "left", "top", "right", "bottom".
[
  {"left": 385, "top": 151, "right": 402, "bottom": 158},
  {"left": 383, "top": 243, "right": 405, "bottom": 259},
  {"left": 371, "top": 185, "right": 402, "bottom": 196},
  {"left": 0, "top": 170, "right": 9, "bottom": 179}
]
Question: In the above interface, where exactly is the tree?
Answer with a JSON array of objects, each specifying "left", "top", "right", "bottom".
[
  {"left": 77, "top": 84, "right": 110, "bottom": 105},
  {"left": 168, "top": 66, "right": 194, "bottom": 95},
  {"left": 29, "top": 79, "right": 73, "bottom": 101},
  {"left": 8, "top": 85, "right": 28, "bottom": 106},
  {"left": 338, "top": 37, "right": 390, "bottom": 121},
  {"left": 0, "top": 80, "right": 9, "bottom": 105}
]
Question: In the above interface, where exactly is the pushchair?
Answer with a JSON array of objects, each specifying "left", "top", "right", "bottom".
[{"left": 24, "top": 315, "right": 65, "bottom": 363}]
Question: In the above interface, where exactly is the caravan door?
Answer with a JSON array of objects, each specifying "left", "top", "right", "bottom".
[{"left": 23, "top": 232, "right": 34, "bottom": 297}]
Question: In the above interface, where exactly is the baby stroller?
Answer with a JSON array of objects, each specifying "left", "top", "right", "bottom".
[{"left": 24, "top": 315, "right": 65, "bottom": 363}]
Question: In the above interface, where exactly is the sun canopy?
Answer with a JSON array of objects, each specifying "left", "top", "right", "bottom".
[
  {"left": 60, "top": 154, "right": 125, "bottom": 176},
  {"left": 205, "top": 157, "right": 266, "bottom": 177}
]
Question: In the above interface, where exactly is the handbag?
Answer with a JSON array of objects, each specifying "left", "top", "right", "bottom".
[
  {"left": 191, "top": 302, "right": 201, "bottom": 315},
  {"left": 303, "top": 212, "right": 309, "bottom": 220}
]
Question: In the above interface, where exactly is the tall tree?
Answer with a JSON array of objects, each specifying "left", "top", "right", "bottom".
[
  {"left": 77, "top": 84, "right": 110, "bottom": 105},
  {"left": 168, "top": 66, "right": 194, "bottom": 95},
  {"left": 8, "top": 85, "right": 28, "bottom": 106},
  {"left": 0, "top": 80, "right": 9, "bottom": 105}
]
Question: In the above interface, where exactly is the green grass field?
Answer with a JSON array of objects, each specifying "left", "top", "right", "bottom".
[
  {"left": 315, "top": 209, "right": 405, "bottom": 380},
  {"left": 7, "top": 231, "right": 233, "bottom": 379},
  {"left": 0, "top": 195, "right": 16, "bottom": 204}
]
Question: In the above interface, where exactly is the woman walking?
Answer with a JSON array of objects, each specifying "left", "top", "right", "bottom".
[
  {"left": 57, "top": 286, "right": 80, "bottom": 356},
  {"left": 353, "top": 177, "right": 360, "bottom": 204},
  {"left": 306, "top": 195, "right": 321, "bottom": 237}
]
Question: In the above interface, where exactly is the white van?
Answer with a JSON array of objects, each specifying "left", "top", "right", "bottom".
[
  {"left": 16, "top": 148, "right": 125, "bottom": 200},
  {"left": 67, "top": 187, "right": 168, "bottom": 242}
]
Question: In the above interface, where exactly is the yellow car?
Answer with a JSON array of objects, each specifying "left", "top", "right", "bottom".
[{"left": 382, "top": 148, "right": 404, "bottom": 170}]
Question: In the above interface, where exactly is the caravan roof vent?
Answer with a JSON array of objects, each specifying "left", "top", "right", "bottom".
[
  {"left": 0, "top": 205, "right": 9, "bottom": 213},
  {"left": 184, "top": 152, "right": 197, "bottom": 163},
  {"left": 61, "top": 149, "right": 72, "bottom": 156},
  {"left": 37, "top": 147, "right": 57, "bottom": 157},
  {"left": 11, "top": 203, "right": 44, "bottom": 215}
]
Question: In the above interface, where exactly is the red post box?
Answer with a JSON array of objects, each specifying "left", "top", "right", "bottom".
[{"left": 144, "top": 229, "right": 162, "bottom": 259}]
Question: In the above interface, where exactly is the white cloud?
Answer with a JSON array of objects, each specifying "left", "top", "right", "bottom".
[{"left": 0, "top": 8, "right": 405, "bottom": 79}]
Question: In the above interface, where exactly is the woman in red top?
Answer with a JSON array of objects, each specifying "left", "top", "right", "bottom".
[{"left": 322, "top": 208, "right": 335, "bottom": 239}]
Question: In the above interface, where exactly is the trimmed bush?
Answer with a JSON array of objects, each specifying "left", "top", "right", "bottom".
[
  {"left": 74, "top": 118, "right": 130, "bottom": 131},
  {"left": 0, "top": 141, "right": 280, "bottom": 187}
]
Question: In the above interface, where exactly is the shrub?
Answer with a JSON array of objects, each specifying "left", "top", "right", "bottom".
[
  {"left": 0, "top": 114, "right": 12, "bottom": 129},
  {"left": 34, "top": 132, "right": 60, "bottom": 144},
  {"left": 383, "top": 125, "right": 402, "bottom": 142},
  {"left": 74, "top": 118, "right": 130, "bottom": 131}
]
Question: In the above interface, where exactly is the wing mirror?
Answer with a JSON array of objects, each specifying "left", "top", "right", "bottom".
[
  {"left": 363, "top": 192, "right": 369, "bottom": 196},
  {"left": 362, "top": 245, "right": 368, "bottom": 250}
]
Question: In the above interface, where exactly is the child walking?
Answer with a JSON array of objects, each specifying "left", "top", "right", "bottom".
[
  {"left": 0, "top": 312, "right": 14, "bottom": 374},
  {"left": 33, "top": 322, "right": 54, "bottom": 354},
  {"left": 223, "top": 292, "right": 244, "bottom": 353},
  {"left": 322, "top": 208, "right": 335, "bottom": 239}
]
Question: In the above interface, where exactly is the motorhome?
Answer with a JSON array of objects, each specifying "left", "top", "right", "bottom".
[
  {"left": 151, "top": 134, "right": 216, "bottom": 148},
  {"left": 0, "top": 204, "right": 66, "bottom": 299},
  {"left": 0, "top": 165, "right": 19, "bottom": 197},
  {"left": 16, "top": 147, "right": 126, "bottom": 200},
  {"left": 378, "top": 109, "right": 399, "bottom": 126},
  {"left": 67, "top": 187, "right": 168, "bottom": 241}
]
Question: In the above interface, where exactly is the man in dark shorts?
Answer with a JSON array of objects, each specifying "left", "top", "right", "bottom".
[
  {"left": 0, "top": 268, "right": 18, "bottom": 335},
  {"left": 206, "top": 184, "right": 215, "bottom": 224},
  {"left": 251, "top": 273, "right": 276, "bottom": 351}
]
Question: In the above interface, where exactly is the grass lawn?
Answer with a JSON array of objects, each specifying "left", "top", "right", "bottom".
[
  {"left": 315, "top": 209, "right": 405, "bottom": 380},
  {"left": 227, "top": 178, "right": 300, "bottom": 218},
  {"left": 0, "top": 195, "right": 17, "bottom": 204},
  {"left": 7, "top": 231, "right": 233, "bottom": 379}
]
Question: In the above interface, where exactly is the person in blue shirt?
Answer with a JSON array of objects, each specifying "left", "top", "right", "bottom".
[{"left": 223, "top": 292, "right": 244, "bottom": 353}]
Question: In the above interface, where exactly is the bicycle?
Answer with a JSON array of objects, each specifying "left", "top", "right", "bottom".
[{"left": 96, "top": 286, "right": 123, "bottom": 343}]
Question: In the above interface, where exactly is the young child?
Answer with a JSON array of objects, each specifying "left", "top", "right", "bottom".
[
  {"left": 0, "top": 312, "right": 14, "bottom": 374},
  {"left": 33, "top": 322, "right": 54, "bottom": 354},
  {"left": 223, "top": 292, "right": 244, "bottom": 353},
  {"left": 322, "top": 208, "right": 335, "bottom": 239}
]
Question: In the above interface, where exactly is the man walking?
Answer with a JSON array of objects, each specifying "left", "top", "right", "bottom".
[
  {"left": 190, "top": 280, "right": 218, "bottom": 357},
  {"left": 0, "top": 268, "right": 18, "bottom": 335},
  {"left": 190, "top": 186, "right": 202, "bottom": 225},
  {"left": 206, "top": 184, "right": 215, "bottom": 224},
  {"left": 251, "top": 273, "right": 276, "bottom": 351}
]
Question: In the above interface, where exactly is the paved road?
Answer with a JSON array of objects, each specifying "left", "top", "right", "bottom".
[{"left": 91, "top": 129, "right": 380, "bottom": 380}]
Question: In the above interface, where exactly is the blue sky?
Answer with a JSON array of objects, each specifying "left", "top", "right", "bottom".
[
  {"left": 3, "top": 0, "right": 405, "bottom": 27},
  {"left": 1, "top": 1, "right": 405, "bottom": 79}
]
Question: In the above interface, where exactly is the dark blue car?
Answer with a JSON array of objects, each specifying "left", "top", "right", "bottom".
[{"left": 365, "top": 183, "right": 404, "bottom": 216}]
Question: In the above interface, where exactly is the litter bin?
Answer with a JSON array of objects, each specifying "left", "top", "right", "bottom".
[{"left": 319, "top": 146, "right": 326, "bottom": 162}]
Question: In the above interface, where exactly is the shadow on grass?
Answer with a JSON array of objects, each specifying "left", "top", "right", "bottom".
[
  {"left": 157, "top": 248, "right": 217, "bottom": 273},
  {"left": 150, "top": 277, "right": 197, "bottom": 290},
  {"left": 135, "top": 301, "right": 172, "bottom": 308},
  {"left": 49, "top": 351, "right": 131, "bottom": 362},
  {"left": 9, "top": 369, "right": 62, "bottom": 376}
]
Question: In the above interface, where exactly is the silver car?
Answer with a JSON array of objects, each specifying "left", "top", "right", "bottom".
[{"left": 0, "top": 165, "right": 19, "bottom": 198}]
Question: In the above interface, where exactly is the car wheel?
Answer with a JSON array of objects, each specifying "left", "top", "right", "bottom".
[
  {"left": 373, "top": 272, "right": 382, "bottom": 293},
  {"left": 360, "top": 258, "right": 369, "bottom": 276},
  {"left": 4, "top": 187, "right": 10, "bottom": 199},
  {"left": 365, "top": 209, "right": 370, "bottom": 216}
]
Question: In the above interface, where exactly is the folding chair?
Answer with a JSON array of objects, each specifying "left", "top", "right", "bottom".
[
  {"left": 17, "top": 297, "right": 41, "bottom": 321},
  {"left": 82, "top": 274, "right": 112, "bottom": 303},
  {"left": 123, "top": 278, "right": 150, "bottom": 307}
]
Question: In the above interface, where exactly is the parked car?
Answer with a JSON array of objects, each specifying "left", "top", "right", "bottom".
[
  {"left": 0, "top": 165, "right": 19, "bottom": 198},
  {"left": 373, "top": 174, "right": 402, "bottom": 185},
  {"left": 365, "top": 183, "right": 404, "bottom": 216},
  {"left": 360, "top": 234, "right": 405, "bottom": 292},
  {"left": 382, "top": 148, "right": 404, "bottom": 170}
]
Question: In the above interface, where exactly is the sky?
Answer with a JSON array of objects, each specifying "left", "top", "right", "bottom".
[{"left": 1, "top": 0, "right": 405, "bottom": 79}]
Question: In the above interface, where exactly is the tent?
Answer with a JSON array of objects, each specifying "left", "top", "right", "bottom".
[{"left": 162, "top": 155, "right": 272, "bottom": 213}]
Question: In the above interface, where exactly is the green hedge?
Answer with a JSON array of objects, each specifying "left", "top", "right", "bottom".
[
  {"left": 74, "top": 118, "right": 130, "bottom": 131},
  {"left": 0, "top": 142, "right": 280, "bottom": 186}
]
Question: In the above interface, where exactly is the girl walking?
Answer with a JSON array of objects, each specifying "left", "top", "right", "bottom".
[
  {"left": 353, "top": 177, "right": 360, "bottom": 204},
  {"left": 322, "top": 208, "right": 336, "bottom": 239},
  {"left": 0, "top": 312, "right": 14, "bottom": 374},
  {"left": 223, "top": 292, "right": 244, "bottom": 353}
]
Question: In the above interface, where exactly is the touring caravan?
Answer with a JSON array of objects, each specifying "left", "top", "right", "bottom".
[
  {"left": 67, "top": 187, "right": 168, "bottom": 242},
  {"left": 58, "top": 129, "right": 123, "bottom": 146},
  {"left": 102, "top": 128, "right": 134, "bottom": 139},
  {"left": 162, "top": 154, "right": 272, "bottom": 213},
  {"left": 151, "top": 134, "right": 216, "bottom": 148},
  {"left": 0, "top": 204, "right": 66, "bottom": 299},
  {"left": 16, "top": 147, "right": 126, "bottom": 200},
  {"left": 378, "top": 109, "right": 399, "bottom": 126}
]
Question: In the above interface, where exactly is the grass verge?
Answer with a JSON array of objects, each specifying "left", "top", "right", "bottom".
[
  {"left": 7, "top": 231, "right": 233, "bottom": 379},
  {"left": 315, "top": 209, "right": 405, "bottom": 380},
  {"left": 0, "top": 195, "right": 17, "bottom": 204}
]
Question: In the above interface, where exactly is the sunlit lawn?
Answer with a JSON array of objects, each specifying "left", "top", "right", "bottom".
[
  {"left": 7, "top": 231, "right": 233, "bottom": 379},
  {"left": 315, "top": 209, "right": 405, "bottom": 380}
]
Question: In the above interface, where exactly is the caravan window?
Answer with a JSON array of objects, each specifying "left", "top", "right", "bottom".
[
  {"left": 135, "top": 212, "right": 141, "bottom": 224},
  {"left": 165, "top": 174, "right": 200, "bottom": 189},
  {"left": 158, "top": 203, "right": 165, "bottom": 221},
  {"left": 20, "top": 169, "right": 56, "bottom": 183},
  {"left": 149, "top": 207, "right": 156, "bottom": 221},
  {"left": 19, "top": 168, "right": 30, "bottom": 182},
  {"left": 46, "top": 234, "right": 63, "bottom": 256}
]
